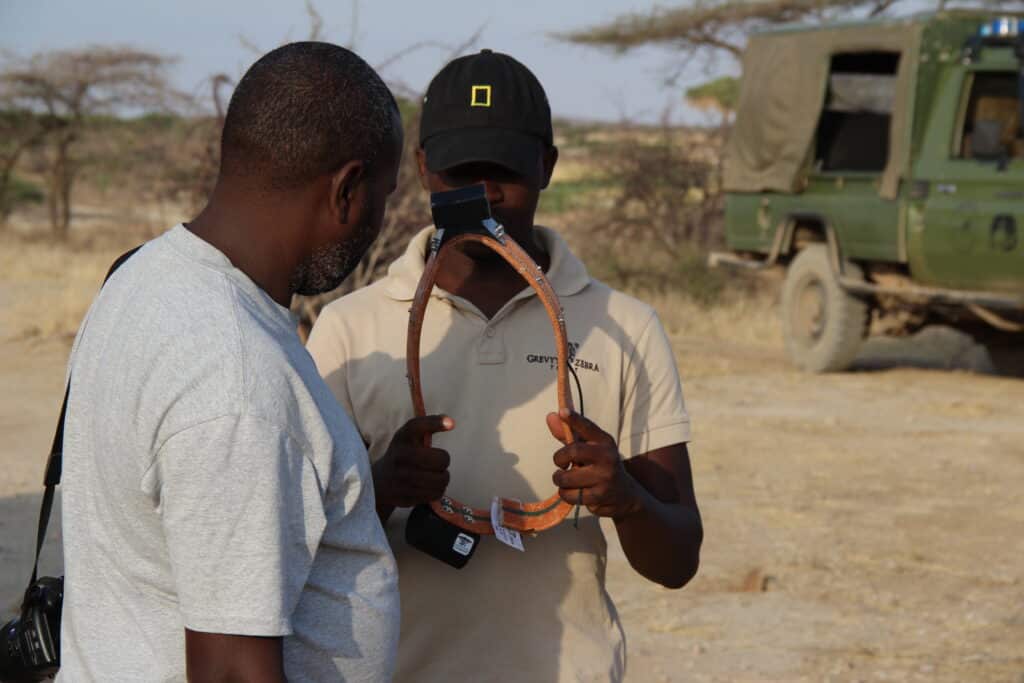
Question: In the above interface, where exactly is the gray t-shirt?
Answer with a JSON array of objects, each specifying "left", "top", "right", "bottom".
[{"left": 57, "top": 224, "right": 399, "bottom": 682}]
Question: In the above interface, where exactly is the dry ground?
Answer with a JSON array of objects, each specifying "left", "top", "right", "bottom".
[
  {"left": 1, "top": 222, "right": 1023, "bottom": 682},
  {"left": 607, "top": 324, "right": 1024, "bottom": 683}
]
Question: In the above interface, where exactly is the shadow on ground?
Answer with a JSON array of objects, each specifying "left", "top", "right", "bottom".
[{"left": 853, "top": 325, "right": 1020, "bottom": 376}]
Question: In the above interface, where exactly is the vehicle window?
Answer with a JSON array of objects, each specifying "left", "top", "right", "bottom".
[
  {"left": 957, "top": 72, "right": 1022, "bottom": 160},
  {"left": 814, "top": 51, "right": 900, "bottom": 173}
]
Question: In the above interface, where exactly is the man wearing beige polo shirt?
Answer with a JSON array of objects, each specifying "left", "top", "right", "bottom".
[{"left": 306, "top": 49, "right": 703, "bottom": 682}]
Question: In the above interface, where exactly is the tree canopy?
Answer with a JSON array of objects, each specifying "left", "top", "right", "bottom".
[
  {"left": 559, "top": 0, "right": 1024, "bottom": 60},
  {"left": 0, "top": 47, "right": 176, "bottom": 235},
  {"left": 686, "top": 76, "right": 740, "bottom": 116}
]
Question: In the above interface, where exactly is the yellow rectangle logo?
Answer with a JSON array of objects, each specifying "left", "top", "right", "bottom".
[{"left": 471, "top": 85, "right": 491, "bottom": 107}]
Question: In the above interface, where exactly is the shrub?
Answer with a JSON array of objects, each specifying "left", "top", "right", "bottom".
[{"left": 0, "top": 174, "right": 45, "bottom": 221}]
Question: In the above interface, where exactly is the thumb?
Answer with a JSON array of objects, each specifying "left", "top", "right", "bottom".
[
  {"left": 557, "top": 408, "right": 614, "bottom": 445},
  {"left": 546, "top": 411, "right": 572, "bottom": 445},
  {"left": 399, "top": 414, "right": 454, "bottom": 445}
]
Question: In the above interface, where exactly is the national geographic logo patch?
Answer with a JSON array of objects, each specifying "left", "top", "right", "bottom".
[{"left": 470, "top": 84, "right": 491, "bottom": 107}]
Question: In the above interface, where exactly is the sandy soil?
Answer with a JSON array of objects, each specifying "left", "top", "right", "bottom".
[
  {"left": 608, "top": 328, "right": 1024, "bottom": 683},
  {"left": 2, "top": 306, "right": 1022, "bottom": 681}
]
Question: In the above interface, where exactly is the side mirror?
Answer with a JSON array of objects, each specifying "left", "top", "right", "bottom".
[{"left": 970, "top": 119, "right": 1008, "bottom": 160}]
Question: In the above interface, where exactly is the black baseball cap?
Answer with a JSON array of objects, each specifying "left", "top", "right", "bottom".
[{"left": 419, "top": 49, "right": 553, "bottom": 181}]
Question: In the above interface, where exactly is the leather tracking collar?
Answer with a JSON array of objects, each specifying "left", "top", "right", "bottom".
[{"left": 407, "top": 229, "right": 575, "bottom": 535}]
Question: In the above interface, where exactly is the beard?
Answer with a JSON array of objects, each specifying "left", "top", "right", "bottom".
[{"left": 290, "top": 215, "right": 378, "bottom": 297}]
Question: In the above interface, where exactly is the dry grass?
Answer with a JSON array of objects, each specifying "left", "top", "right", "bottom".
[
  {"left": 0, "top": 228, "right": 781, "bottom": 348},
  {"left": 0, "top": 237, "right": 123, "bottom": 340},
  {"left": 648, "top": 287, "right": 781, "bottom": 349},
  {"left": 0, "top": 118, "right": 755, "bottom": 342}
]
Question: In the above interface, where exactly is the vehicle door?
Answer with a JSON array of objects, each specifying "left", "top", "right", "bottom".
[{"left": 910, "top": 62, "right": 1024, "bottom": 293}]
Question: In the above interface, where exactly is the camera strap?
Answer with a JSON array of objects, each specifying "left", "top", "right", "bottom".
[
  {"left": 406, "top": 229, "right": 577, "bottom": 536},
  {"left": 29, "top": 246, "right": 140, "bottom": 587}
]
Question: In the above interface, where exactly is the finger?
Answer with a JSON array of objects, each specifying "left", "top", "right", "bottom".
[
  {"left": 396, "top": 468, "right": 450, "bottom": 490},
  {"left": 552, "top": 443, "right": 601, "bottom": 470},
  {"left": 556, "top": 443, "right": 609, "bottom": 470},
  {"left": 553, "top": 465, "right": 605, "bottom": 490},
  {"left": 396, "top": 446, "right": 451, "bottom": 472},
  {"left": 410, "top": 479, "right": 450, "bottom": 501},
  {"left": 546, "top": 412, "right": 571, "bottom": 445},
  {"left": 586, "top": 504, "right": 619, "bottom": 518},
  {"left": 385, "top": 473, "right": 448, "bottom": 507},
  {"left": 558, "top": 409, "right": 615, "bottom": 446},
  {"left": 398, "top": 414, "right": 455, "bottom": 444},
  {"left": 557, "top": 486, "right": 599, "bottom": 508},
  {"left": 552, "top": 444, "right": 573, "bottom": 470},
  {"left": 394, "top": 488, "right": 447, "bottom": 508}
]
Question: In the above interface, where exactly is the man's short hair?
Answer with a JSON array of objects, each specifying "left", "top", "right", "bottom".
[{"left": 221, "top": 41, "right": 398, "bottom": 190}]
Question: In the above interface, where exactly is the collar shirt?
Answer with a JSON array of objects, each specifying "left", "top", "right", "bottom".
[{"left": 307, "top": 225, "right": 690, "bottom": 683}]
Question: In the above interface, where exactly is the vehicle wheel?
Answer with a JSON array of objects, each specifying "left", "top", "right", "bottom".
[{"left": 781, "top": 245, "right": 869, "bottom": 372}]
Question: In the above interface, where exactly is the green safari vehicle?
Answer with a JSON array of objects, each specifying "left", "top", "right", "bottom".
[{"left": 713, "top": 10, "right": 1024, "bottom": 372}]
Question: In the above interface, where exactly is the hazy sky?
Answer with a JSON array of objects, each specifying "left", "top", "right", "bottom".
[
  {"left": 1, "top": 0, "right": 954, "bottom": 123},
  {"left": 0, "top": 0, "right": 735, "bottom": 124}
]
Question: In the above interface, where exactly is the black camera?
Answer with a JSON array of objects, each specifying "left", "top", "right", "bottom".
[
  {"left": 405, "top": 504, "right": 479, "bottom": 569},
  {"left": 0, "top": 576, "right": 62, "bottom": 683},
  {"left": 428, "top": 184, "right": 503, "bottom": 251}
]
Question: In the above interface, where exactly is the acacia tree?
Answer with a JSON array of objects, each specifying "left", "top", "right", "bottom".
[
  {"left": 685, "top": 76, "right": 741, "bottom": 125},
  {"left": 0, "top": 47, "right": 175, "bottom": 238},
  {"left": 0, "top": 108, "right": 50, "bottom": 226},
  {"left": 562, "top": 1, "right": 1024, "bottom": 63}
]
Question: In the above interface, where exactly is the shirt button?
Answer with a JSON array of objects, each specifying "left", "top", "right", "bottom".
[{"left": 484, "top": 327, "right": 496, "bottom": 338}]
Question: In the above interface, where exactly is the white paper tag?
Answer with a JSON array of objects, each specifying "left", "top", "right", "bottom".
[
  {"left": 452, "top": 533, "right": 475, "bottom": 557},
  {"left": 490, "top": 497, "right": 525, "bottom": 552}
]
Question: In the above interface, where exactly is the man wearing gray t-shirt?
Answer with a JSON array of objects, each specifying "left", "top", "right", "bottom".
[{"left": 57, "top": 43, "right": 404, "bottom": 682}]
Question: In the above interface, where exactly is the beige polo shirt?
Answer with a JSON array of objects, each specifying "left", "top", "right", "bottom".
[{"left": 307, "top": 225, "right": 690, "bottom": 683}]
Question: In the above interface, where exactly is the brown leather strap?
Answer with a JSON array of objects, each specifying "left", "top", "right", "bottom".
[{"left": 407, "top": 230, "right": 575, "bottom": 535}]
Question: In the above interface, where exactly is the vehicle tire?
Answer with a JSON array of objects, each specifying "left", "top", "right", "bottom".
[{"left": 781, "top": 244, "right": 869, "bottom": 372}]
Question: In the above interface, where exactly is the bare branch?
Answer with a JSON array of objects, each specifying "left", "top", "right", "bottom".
[
  {"left": 346, "top": 0, "right": 360, "bottom": 49},
  {"left": 209, "top": 74, "right": 234, "bottom": 119},
  {"left": 238, "top": 34, "right": 264, "bottom": 57},
  {"left": 446, "top": 25, "right": 487, "bottom": 63},
  {"left": 305, "top": 0, "right": 325, "bottom": 42},
  {"left": 373, "top": 40, "right": 456, "bottom": 73},
  {"left": 868, "top": 0, "right": 898, "bottom": 16}
]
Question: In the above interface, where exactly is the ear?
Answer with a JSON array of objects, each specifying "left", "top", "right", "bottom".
[
  {"left": 540, "top": 145, "right": 559, "bottom": 190},
  {"left": 330, "top": 159, "right": 367, "bottom": 225},
  {"left": 415, "top": 148, "right": 431, "bottom": 191}
]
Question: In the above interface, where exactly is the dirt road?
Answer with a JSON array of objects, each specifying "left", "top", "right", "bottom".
[{"left": 2, "top": 323, "right": 1022, "bottom": 682}]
